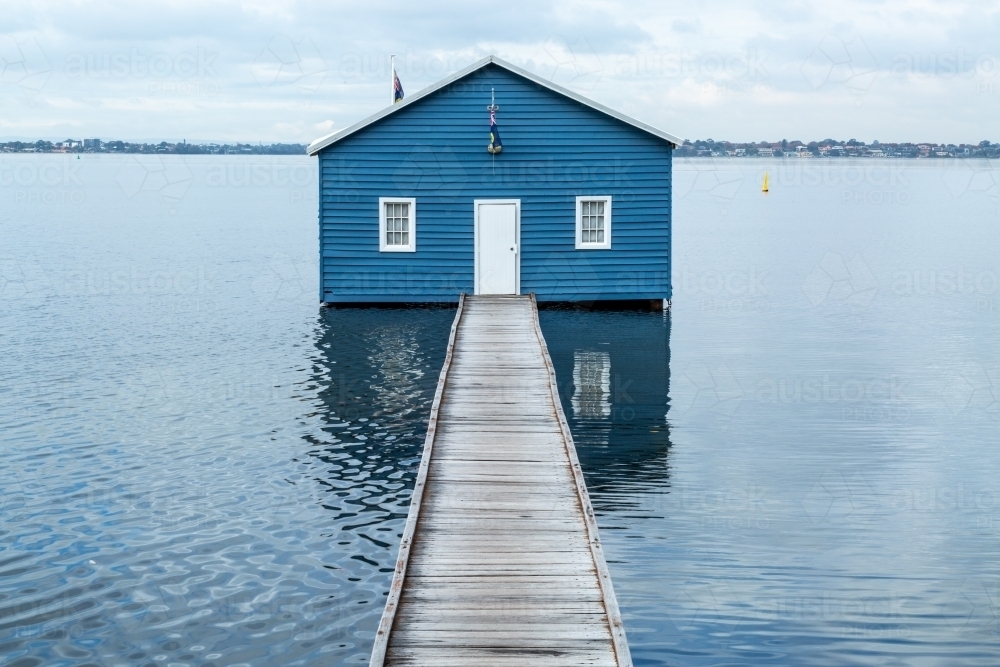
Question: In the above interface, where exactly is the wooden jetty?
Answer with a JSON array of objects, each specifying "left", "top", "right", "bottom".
[{"left": 370, "top": 294, "right": 631, "bottom": 667}]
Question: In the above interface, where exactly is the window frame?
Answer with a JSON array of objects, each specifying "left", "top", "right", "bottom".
[
  {"left": 378, "top": 197, "right": 417, "bottom": 252},
  {"left": 575, "top": 195, "right": 612, "bottom": 250}
]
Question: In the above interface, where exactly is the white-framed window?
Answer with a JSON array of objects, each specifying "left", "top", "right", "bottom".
[
  {"left": 575, "top": 195, "right": 612, "bottom": 249},
  {"left": 379, "top": 197, "right": 416, "bottom": 252}
]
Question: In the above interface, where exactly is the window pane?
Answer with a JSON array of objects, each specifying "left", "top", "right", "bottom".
[
  {"left": 384, "top": 200, "right": 413, "bottom": 247},
  {"left": 580, "top": 199, "right": 609, "bottom": 245}
]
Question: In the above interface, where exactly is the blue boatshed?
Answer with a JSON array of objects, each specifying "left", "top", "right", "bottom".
[{"left": 308, "top": 55, "right": 679, "bottom": 306}]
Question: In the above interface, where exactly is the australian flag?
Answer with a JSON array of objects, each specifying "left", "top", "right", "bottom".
[
  {"left": 393, "top": 69, "right": 404, "bottom": 104},
  {"left": 488, "top": 108, "right": 502, "bottom": 154}
]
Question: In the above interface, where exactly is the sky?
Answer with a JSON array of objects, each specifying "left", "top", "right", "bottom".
[{"left": 1, "top": 0, "right": 999, "bottom": 144}]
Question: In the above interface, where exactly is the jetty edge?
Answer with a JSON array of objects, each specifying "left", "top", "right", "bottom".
[{"left": 369, "top": 293, "right": 631, "bottom": 667}]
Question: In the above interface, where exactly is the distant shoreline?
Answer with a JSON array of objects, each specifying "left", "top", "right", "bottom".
[
  {"left": 0, "top": 141, "right": 306, "bottom": 155},
  {"left": 3, "top": 138, "right": 998, "bottom": 159},
  {"left": 676, "top": 154, "right": 999, "bottom": 160},
  {"left": 677, "top": 139, "right": 997, "bottom": 159}
]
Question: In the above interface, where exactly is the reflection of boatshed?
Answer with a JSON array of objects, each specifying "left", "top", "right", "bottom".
[
  {"left": 308, "top": 55, "right": 679, "bottom": 306},
  {"left": 541, "top": 308, "right": 672, "bottom": 488}
]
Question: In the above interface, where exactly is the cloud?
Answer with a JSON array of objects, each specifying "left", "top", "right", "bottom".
[{"left": 2, "top": 1, "right": 999, "bottom": 143}]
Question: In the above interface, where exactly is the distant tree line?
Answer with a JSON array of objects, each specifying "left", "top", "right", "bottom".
[
  {"left": 0, "top": 140, "right": 307, "bottom": 155},
  {"left": 5, "top": 137, "right": 997, "bottom": 159},
  {"left": 675, "top": 139, "right": 999, "bottom": 158}
]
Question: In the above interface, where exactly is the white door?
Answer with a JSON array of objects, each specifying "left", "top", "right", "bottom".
[{"left": 475, "top": 200, "right": 519, "bottom": 295}]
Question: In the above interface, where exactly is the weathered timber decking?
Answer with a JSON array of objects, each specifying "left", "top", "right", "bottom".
[{"left": 370, "top": 294, "right": 631, "bottom": 667}]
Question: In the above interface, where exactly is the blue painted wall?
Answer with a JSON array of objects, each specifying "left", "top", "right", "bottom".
[{"left": 318, "top": 63, "right": 672, "bottom": 303}]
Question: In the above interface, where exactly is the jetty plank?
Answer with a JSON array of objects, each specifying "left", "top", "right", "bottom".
[{"left": 369, "top": 294, "right": 631, "bottom": 667}]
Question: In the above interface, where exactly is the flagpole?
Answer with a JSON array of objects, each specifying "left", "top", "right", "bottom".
[{"left": 390, "top": 54, "right": 395, "bottom": 105}]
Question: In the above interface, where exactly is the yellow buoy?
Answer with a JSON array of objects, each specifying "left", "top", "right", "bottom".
[{"left": 761, "top": 171, "right": 770, "bottom": 193}]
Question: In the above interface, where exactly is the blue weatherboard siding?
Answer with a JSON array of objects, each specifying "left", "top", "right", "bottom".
[{"left": 318, "top": 63, "right": 672, "bottom": 303}]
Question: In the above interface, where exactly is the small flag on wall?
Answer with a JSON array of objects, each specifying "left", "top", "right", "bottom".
[
  {"left": 393, "top": 70, "right": 404, "bottom": 104},
  {"left": 487, "top": 89, "right": 502, "bottom": 154},
  {"left": 488, "top": 109, "right": 502, "bottom": 154}
]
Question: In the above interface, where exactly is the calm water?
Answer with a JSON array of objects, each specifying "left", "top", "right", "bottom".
[{"left": 2, "top": 155, "right": 999, "bottom": 666}]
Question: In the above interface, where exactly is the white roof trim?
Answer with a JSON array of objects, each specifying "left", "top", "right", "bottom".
[{"left": 307, "top": 55, "right": 681, "bottom": 155}]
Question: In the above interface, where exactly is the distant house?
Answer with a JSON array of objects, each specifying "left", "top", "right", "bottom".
[
  {"left": 758, "top": 148, "right": 774, "bottom": 157},
  {"left": 308, "top": 56, "right": 679, "bottom": 306}
]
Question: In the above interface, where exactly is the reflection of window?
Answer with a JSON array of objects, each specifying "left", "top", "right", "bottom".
[
  {"left": 379, "top": 197, "right": 416, "bottom": 252},
  {"left": 572, "top": 350, "right": 611, "bottom": 419}
]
